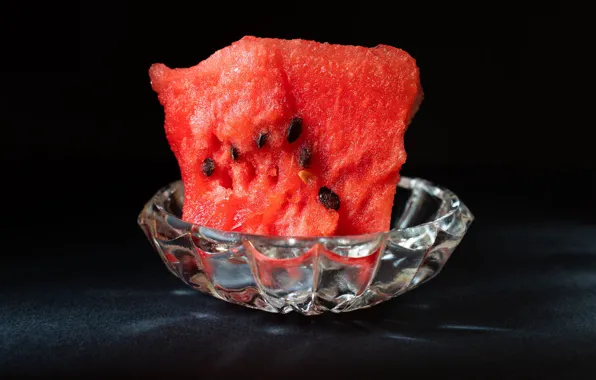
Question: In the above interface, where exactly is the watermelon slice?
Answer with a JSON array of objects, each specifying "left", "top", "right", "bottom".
[{"left": 150, "top": 36, "right": 422, "bottom": 237}]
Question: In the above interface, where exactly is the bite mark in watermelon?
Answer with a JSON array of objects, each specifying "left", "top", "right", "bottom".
[{"left": 150, "top": 36, "right": 422, "bottom": 236}]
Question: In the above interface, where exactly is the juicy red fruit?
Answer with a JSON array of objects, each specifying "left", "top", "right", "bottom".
[{"left": 150, "top": 36, "right": 422, "bottom": 237}]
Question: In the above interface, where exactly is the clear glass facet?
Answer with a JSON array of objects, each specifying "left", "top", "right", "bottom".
[{"left": 137, "top": 177, "right": 474, "bottom": 315}]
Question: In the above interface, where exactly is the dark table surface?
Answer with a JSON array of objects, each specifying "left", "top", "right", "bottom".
[{"left": 2, "top": 162, "right": 595, "bottom": 379}]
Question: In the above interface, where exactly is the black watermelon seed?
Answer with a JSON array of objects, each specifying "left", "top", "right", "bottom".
[
  {"left": 230, "top": 145, "right": 239, "bottom": 161},
  {"left": 286, "top": 117, "right": 303, "bottom": 143},
  {"left": 202, "top": 158, "right": 215, "bottom": 177},
  {"left": 256, "top": 132, "right": 268, "bottom": 149},
  {"left": 298, "top": 146, "right": 311, "bottom": 168},
  {"left": 319, "top": 187, "right": 340, "bottom": 211}
]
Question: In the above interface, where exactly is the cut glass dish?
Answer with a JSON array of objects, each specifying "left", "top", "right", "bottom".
[{"left": 138, "top": 177, "right": 474, "bottom": 315}]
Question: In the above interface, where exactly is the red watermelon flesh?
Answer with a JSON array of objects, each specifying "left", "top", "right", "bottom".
[{"left": 150, "top": 36, "right": 422, "bottom": 237}]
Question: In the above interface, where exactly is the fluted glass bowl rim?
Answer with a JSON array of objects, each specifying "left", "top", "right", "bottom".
[{"left": 138, "top": 176, "right": 473, "bottom": 258}]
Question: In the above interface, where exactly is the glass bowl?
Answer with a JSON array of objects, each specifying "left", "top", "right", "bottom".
[{"left": 137, "top": 177, "right": 474, "bottom": 315}]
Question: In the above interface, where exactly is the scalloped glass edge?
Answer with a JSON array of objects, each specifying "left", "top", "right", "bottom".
[{"left": 137, "top": 177, "right": 474, "bottom": 315}]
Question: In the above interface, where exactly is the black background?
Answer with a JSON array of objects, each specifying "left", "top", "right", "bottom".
[
  {"left": 2, "top": 2, "right": 595, "bottom": 379},
  {"left": 3, "top": 3, "right": 591, "bottom": 228}
]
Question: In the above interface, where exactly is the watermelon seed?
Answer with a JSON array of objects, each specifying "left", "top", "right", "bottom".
[
  {"left": 230, "top": 145, "right": 239, "bottom": 161},
  {"left": 286, "top": 117, "right": 303, "bottom": 143},
  {"left": 298, "top": 170, "right": 315, "bottom": 185},
  {"left": 298, "top": 146, "right": 311, "bottom": 168},
  {"left": 202, "top": 158, "right": 215, "bottom": 177},
  {"left": 319, "top": 187, "right": 340, "bottom": 211},
  {"left": 256, "top": 132, "right": 268, "bottom": 149}
]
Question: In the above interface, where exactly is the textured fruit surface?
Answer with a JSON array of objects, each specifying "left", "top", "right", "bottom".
[{"left": 150, "top": 36, "right": 422, "bottom": 236}]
